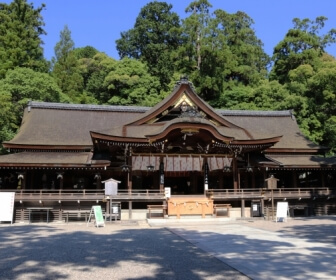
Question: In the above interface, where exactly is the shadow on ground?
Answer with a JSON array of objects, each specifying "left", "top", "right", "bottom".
[
  {"left": 0, "top": 224, "right": 249, "bottom": 280},
  {"left": 278, "top": 216, "right": 336, "bottom": 244},
  {"left": 165, "top": 218, "right": 336, "bottom": 280}
]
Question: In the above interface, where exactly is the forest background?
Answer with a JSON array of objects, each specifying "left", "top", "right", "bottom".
[{"left": 1, "top": 0, "right": 336, "bottom": 154}]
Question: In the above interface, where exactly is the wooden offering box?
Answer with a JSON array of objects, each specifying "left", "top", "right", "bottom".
[{"left": 167, "top": 196, "right": 213, "bottom": 218}]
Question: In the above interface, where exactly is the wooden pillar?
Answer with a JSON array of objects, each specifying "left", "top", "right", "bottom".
[
  {"left": 57, "top": 173, "right": 64, "bottom": 189},
  {"left": 127, "top": 172, "right": 132, "bottom": 192},
  {"left": 128, "top": 156, "right": 132, "bottom": 193},
  {"left": 251, "top": 172, "right": 256, "bottom": 189},
  {"left": 233, "top": 157, "right": 238, "bottom": 191},
  {"left": 96, "top": 177, "right": 101, "bottom": 189},
  {"left": 241, "top": 198, "right": 245, "bottom": 217},
  {"left": 204, "top": 160, "right": 209, "bottom": 194},
  {"left": 106, "top": 199, "right": 110, "bottom": 214},
  {"left": 58, "top": 207, "right": 63, "bottom": 222},
  {"left": 22, "top": 176, "right": 26, "bottom": 189},
  {"left": 17, "top": 173, "right": 25, "bottom": 189},
  {"left": 59, "top": 178, "right": 64, "bottom": 189},
  {"left": 128, "top": 201, "right": 132, "bottom": 220},
  {"left": 30, "top": 171, "right": 34, "bottom": 190},
  {"left": 263, "top": 169, "right": 268, "bottom": 188},
  {"left": 19, "top": 202, "right": 25, "bottom": 222},
  {"left": 292, "top": 171, "right": 297, "bottom": 188},
  {"left": 321, "top": 170, "right": 325, "bottom": 188},
  {"left": 261, "top": 198, "right": 264, "bottom": 217},
  {"left": 159, "top": 160, "right": 164, "bottom": 192},
  {"left": 219, "top": 173, "right": 224, "bottom": 189}
]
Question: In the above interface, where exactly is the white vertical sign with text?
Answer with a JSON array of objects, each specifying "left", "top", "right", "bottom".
[{"left": 0, "top": 192, "right": 15, "bottom": 223}]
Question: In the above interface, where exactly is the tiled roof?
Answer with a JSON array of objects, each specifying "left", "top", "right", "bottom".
[
  {"left": 265, "top": 155, "right": 336, "bottom": 167},
  {"left": 0, "top": 151, "right": 109, "bottom": 167},
  {"left": 5, "top": 103, "right": 145, "bottom": 147},
  {"left": 218, "top": 109, "right": 293, "bottom": 117},
  {"left": 3, "top": 101, "right": 323, "bottom": 152},
  {"left": 28, "top": 101, "right": 150, "bottom": 113}
]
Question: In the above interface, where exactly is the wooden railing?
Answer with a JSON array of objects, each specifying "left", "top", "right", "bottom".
[
  {"left": 110, "top": 189, "right": 165, "bottom": 200},
  {"left": 0, "top": 187, "right": 334, "bottom": 202},
  {"left": 0, "top": 188, "right": 165, "bottom": 201},
  {"left": 207, "top": 187, "right": 335, "bottom": 200},
  {"left": 2, "top": 189, "right": 105, "bottom": 201}
]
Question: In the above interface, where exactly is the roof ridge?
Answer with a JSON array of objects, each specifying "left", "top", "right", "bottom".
[
  {"left": 217, "top": 109, "right": 293, "bottom": 117},
  {"left": 28, "top": 101, "right": 150, "bottom": 113},
  {"left": 27, "top": 101, "right": 293, "bottom": 117}
]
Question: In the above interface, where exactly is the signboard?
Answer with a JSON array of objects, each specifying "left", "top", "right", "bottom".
[
  {"left": 0, "top": 192, "right": 15, "bottom": 223},
  {"left": 265, "top": 176, "right": 279, "bottom": 190},
  {"left": 276, "top": 202, "right": 288, "bottom": 222},
  {"left": 165, "top": 187, "right": 171, "bottom": 198},
  {"left": 103, "top": 178, "right": 120, "bottom": 196},
  {"left": 93, "top": 205, "right": 105, "bottom": 227},
  {"left": 87, "top": 205, "right": 105, "bottom": 227}
]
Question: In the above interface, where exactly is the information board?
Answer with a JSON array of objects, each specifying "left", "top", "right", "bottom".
[
  {"left": 103, "top": 178, "right": 120, "bottom": 196},
  {"left": 276, "top": 202, "right": 288, "bottom": 222},
  {"left": 0, "top": 192, "right": 15, "bottom": 223},
  {"left": 165, "top": 187, "right": 171, "bottom": 198},
  {"left": 87, "top": 205, "right": 105, "bottom": 227}
]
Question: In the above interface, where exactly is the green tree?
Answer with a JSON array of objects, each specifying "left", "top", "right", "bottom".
[
  {"left": 0, "top": 92, "right": 16, "bottom": 153},
  {"left": 325, "top": 116, "right": 336, "bottom": 154},
  {"left": 73, "top": 46, "right": 100, "bottom": 103},
  {"left": 178, "top": 0, "right": 222, "bottom": 103},
  {"left": 180, "top": 0, "right": 213, "bottom": 72},
  {"left": 270, "top": 16, "right": 336, "bottom": 84},
  {"left": 0, "top": 67, "right": 69, "bottom": 149},
  {"left": 104, "top": 58, "right": 162, "bottom": 106},
  {"left": 73, "top": 46, "right": 99, "bottom": 60},
  {"left": 52, "top": 25, "right": 83, "bottom": 102},
  {"left": 179, "top": 1, "right": 269, "bottom": 106},
  {"left": 0, "top": 0, "right": 49, "bottom": 78},
  {"left": 79, "top": 52, "right": 118, "bottom": 104},
  {"left": 214, "top": 10, "right": 270, "bottom": 85},
  {"left": 283, "top": 54, "right": 336, "bottom": 152},
  {"left": 116, "top": 1, "right": 182, "bottom": 89},
  {"left": 219, "top": 81, "right": 293, "bottom": 111}
]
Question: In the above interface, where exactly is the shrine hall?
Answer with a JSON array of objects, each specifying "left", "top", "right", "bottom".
[{"left": 1, "top": 78, "right": 336, "bottom": 222}]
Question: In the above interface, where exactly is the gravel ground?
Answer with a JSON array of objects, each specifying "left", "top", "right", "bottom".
[
  {"left": 157, "top": 216, "right": 336, "bottom": 280},
  {"left": 1, "top": 216, "right": 336, "bottom": 280},
  {"left": 0, "top": 221, "right": 249, "bottom": 280},
  {"left": 237, "top": 216, "right": 336, "bottom": 244}
]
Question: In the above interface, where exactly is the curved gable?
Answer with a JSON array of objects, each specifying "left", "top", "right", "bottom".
[{"left": 127, "top": 79, "right": 246, "bottom": 131}]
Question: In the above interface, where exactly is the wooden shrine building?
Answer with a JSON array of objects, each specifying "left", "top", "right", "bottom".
[{"left": 1, "top": 78, "right": 336, "bottom": 222}]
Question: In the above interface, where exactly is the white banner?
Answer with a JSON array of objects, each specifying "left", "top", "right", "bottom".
[{"left": 0, "top": 192, "right": 15, "bottom": 223}]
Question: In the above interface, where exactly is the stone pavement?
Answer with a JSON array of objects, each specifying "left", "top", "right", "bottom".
[
  {"left": 0, "top": 220, "right": 248, "bottom": 280},
  {"left": 1, "top": 216, "right": 336, "bottom": 280},
  {"left": 149, "top": 216, "right": 336, "bottom": 280}
]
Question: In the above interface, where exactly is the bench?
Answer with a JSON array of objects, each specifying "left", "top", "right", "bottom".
[
  {"left": 213, "top": 204, "right": 231, "bottom": 217},
  {"left": 147, "top": 205, "right": 167, "bottom": 219},
  {"left": 27, "top": 207, "right": 53, "bottom": 223},
  {"left": 63, "top": 210, "right": 91, "bottom": 223},
  {"left": 104, "top": 213, "right": 119, "bottom": 222}
]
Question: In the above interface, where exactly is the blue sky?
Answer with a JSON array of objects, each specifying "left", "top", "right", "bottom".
[{"left": 4, "top": 0, "right": 336, "bottom": 60}]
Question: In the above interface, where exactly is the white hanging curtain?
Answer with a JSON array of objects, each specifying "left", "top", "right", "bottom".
[
  {"left": 163, "top": 156, "right": 203, "bottom": 172},
  {"left": 208, "top": 157, "right": 232, "bottom": 171},
  {"left": 132, "top": 156, "right": 208, "bottom": 172},
  {"left": 132, "top": 156, "right": 160, "bottom": 171}
]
